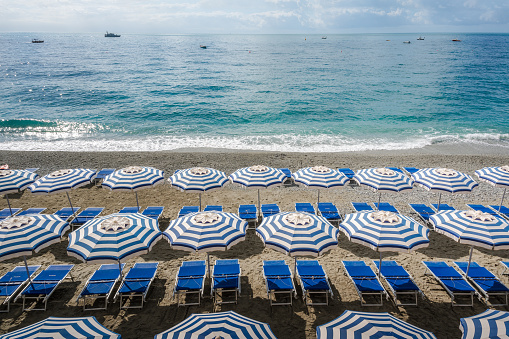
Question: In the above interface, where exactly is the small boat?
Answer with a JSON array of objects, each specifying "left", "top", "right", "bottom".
[
  {"left": 452, "top": 39, "right": 461, "bottom": 42},
  {"left": 403, "top": 41, "right": 411, "bottom": 44},
  {"left": 417, "top": 36, "right": 425, "bottom": 40},
  {"left": 322, "top": 36, "right": 327, "bottom": 39},
  {"left": 200, "top": 45, "right": 207, "bottom": 49},
  {"left": 105, "top": 32, "right": 121, "bottom": 37},
  {"left": 31, "top": 39, "right": 44, "bottom": 43}
]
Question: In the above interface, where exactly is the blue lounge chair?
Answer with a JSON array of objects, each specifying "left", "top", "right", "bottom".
[
  {"left": 178, "top": 206, "right": 199, "bottom": 218},
  {"left": 238, "top": 204, "right": 257, "bottom": 227},
  {"left": 490, "top": 205, "right": 509, "bottom": 218},
  {"left": 342, "top": 261, "right": 387, "bottom": 306},
  {"left": 454, "top": 262, "right": 509, "bottom": 306},
  {"left": 261, "top": 204, "right": 280, "bottom": 218},
  {"left": 373, "top": 202, "right": 399, "bottom": 213},
  {"left": 317, "top": 202, "right": 341, "bottom": 224},
  {"left": 173, "top": 261, "right": 206, "bottom": 306},
  {"left": 0, "top": 208, "right": 21, "bottom": 221},
  {"left": 373, "top": 260, "right": 422, "bottom": 306},
  {"left": 118, "top": 206, "right": 140, "bottom": 213},
  {"left": 70, "top": 207, "right": 104, "bottom": 230},
  {"left": 204, "top": 205, "right": 223, "bottom": 212},
  {"left": 78, "top": 263, "right": 125, "bottom": 310},
  {"left": 386, "top": 167, "right": 404, "bottom": 174},
  {"left": 115, "top": 262, "right": 158, "bottom": 309},
  {"left": 279, "top": 168, "right": 293, "bottom": 185},
  {"left": 351, "top": 202, "right": 373, "bottom": 212},
  {"left": 295, "top": 202, "right": 315, "bottom": 214},
  {"left": 422, "top": 261, "right": 478, "bottom": 306},
  {"left": 431, "top": 203, "right": 455, "bottom": 212},
  {"left": 501, "top": 261, "right": 509, "bottom": 276},
  {"left": 296, "top": 260, "right": 332, "bottom": 306},
  {"left": 16, "top": 264, "right": 74, "bottom": 311},
  {"left": 141, "top": 206, "right": 164, "bottom": 220},
  {"left": 337, "top": 168, "right": 355, "bottom": 179},
  {"left": 94, "top": 168, "right": 115, "bottom": 184},
  {"left": 466, "top": 204, "right": 497, "bottom": 215},
  {"left": 403, "top": 167, "right": 419, "bottom": 175},
  {"left": 263, "top": 260, "right": 295, "bottom": 307},
  {"left": 53, "top": 207, "right": 80, "bottom": 221},
  {"left": 0, "top": 265, "right": 41, "bottom": 312},
  {"left": 17, "top": 208, "right": 46, "bottom": 216},
  {"left": 409, "top": 203, "right": 435, "bottom": 223},
  {"left": 211, "top": 259, "right": 241, "bottom": 306}
]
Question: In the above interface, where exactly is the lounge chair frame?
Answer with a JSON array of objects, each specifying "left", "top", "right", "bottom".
[
  {"left": 115, "top": 262, "right": 158, "bottom": 309},
  {"left": 295, "top": 260, "right": 332, "bottom": 306},
  {"left": 77, "top": 263, "right": 125, "bottom": 311},
  {"left": 351, "top": 202, "right": 373, "bottom": 212},
  {"left": 317, "top": 202, "right": 342, "bottom": 224},
  {"left": 373, "top": 260, "right": 422, "bottom": 306},
  {"left": 409, "top": 203, "right": 434, "bottom": 225},
  {"left": 342, "top": 261, "right": 387, "bottom": 307},
  {"left": 211, "top": 259, "right": 241, "bottom": 306},
  {"left": 173, "top": 261, "right": 206, "bottom": 307},
  {"left": 70, "top": 207, "right": 104, "bottom": 230},
  {"left": 238, "top": 204, "right": 257, "bottom": 229},
  {"left": 0, "top": 265, "right": 41, "bottom": 313},
  {"left": 295, "top": 203, "right": 315, "bottom": 215},
  {"left": 263, "top": 260, "right": 296, "bottom": 308}
]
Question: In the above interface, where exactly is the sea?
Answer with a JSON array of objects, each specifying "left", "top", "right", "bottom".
[{"left": 1, "top": 33, "right": 508, "bottom": 153}]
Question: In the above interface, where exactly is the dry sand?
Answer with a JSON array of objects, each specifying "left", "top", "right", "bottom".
[{"left": 1, "top": 145, "right": 509, "bottom": 338}]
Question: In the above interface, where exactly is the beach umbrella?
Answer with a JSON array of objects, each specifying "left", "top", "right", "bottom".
[
  {"left": 28, "top": 168, "right": 96, "bottom": 212},
  {"left": 476, "top": 166, "right": 509, "bottom": 212},
  {"left": 0, "top": 214, "right": 69, "bottom": 285},
  {"left": 353, "top": 168, "right": 414, "bottom": 209},
  {"left": 460, "top": 309, "right": 509, "bottom": 339},
  {"left": 163, "top": 211, "right": 248, "bottom": 276},
  {"left": 154, "top": 311, "right": 277, "bottom": 339},
  {"left": 102, "top": 166, "right": 164, "bottom": 210},
  {"left": 0, "top": 316, "right": 121, "bottom": 339},
  {"left": 339, "top": 210, "right": 429, "bottom": 277},
  {"left": 412, "top": 168, "right": 478, "bottom": 210},
  {"left": 168, "top": 167, "right": 228, "bottom": 210},
  {"left": 67, "top": 213, "right": 162, "bottom": 276},
  {"left": 292, "top": 166, "right": 349, "bottom": 204},
  {"left": 0, "top": 169, "right": 38, "bottom": 216},
  {"left": 429, "top": 209, "right": 509, "bottom": 276},
  {"left": 316, "top": 310, "right": 436, "bottom": 339},
  {"left": 229, "top": 165, "right": 286, "bottom": 216}
]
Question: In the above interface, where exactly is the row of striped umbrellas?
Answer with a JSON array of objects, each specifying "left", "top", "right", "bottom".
[{"left": 3, "top": 308, "right": 508, "bottom": 338}]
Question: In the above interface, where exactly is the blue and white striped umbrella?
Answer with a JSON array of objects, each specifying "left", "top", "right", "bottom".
[
  {"left": 0, "top": 169, "right": 38, "bottom": 216},
  {"left": 169, "top": 167, "right": 228, "bottom": 210},
  {"left": 339, "top": 211, "right": 429, "bottom": 253},
  {"left": 102, "top": 166, "right": 164, "bottom": 210},
  {"left": 292, "top": 166, "right": 349, "bottom": 203},
  {"left": 0, "top": 214, "right": 69, "bottom": 261},
  {"left": 0, "top": 316, "right": 121, "bottom": 339},
  {"left": 67, "top": 213, "right": 162, "bottom": 264},
  {"left": 476, "top": 166, "right": 509, "bottom": 212},
  {"left": 460, "top": 309, "right": 509, "bottom": 339},
  {"left": 353, "top": 168, "right": 414, "bottom": 192},
  {"left": 316, "top": 310, "right": 436, "bottom": 339},
  {"left": 155, "top": 311, "right": 277, "bottom": 339},
  {"left": 256, "top": 212, "right": 339, "bottom": 257}
]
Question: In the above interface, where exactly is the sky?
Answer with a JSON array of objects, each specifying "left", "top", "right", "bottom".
[{"left": 1, "top": 0, "right": 509, "bottom": 34}]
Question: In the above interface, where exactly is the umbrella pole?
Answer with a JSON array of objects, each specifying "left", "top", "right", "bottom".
[
  {"left": 23, "top": 256, "right": 33, "bottom": 287},
  {"left": 466, "top": 246, "right": 474, "bottom": 277},
  {"left": 6, "top": 194, "right": 13, "bottom": 216},
  {"left": 378, "top": 252, "right": 382, "bottom": 279},
  {"left": 199, "top": 193, "right": 202, "bottom": 211},
  {"left": 65, "top": 192, "right": 75, "bottom": 213},
  {"left": 499, "top": 188, "right": 506, "bottom": 212},
  {"left": 207, "top": 253, "right": 211, "bottom": 278},
  {"left": 317, "top": 190, "right": 320, "bottom": 205},
  {"left": 294, "top": 256, "right": 297, "bottom": 276},
  {"left": 437, "top": 193, "right": 442, "bottom": 212},
  {"left": 118, "top": 259, "right": 123, "bottom": 279},
  {"left": 135, "top": 191, "right": 140, "bottom": 211},
  {"left": 377, "top": 192, "right": 382, "bottom": 210},
  {"left": 257, "top": 189, "right": 261, "bottom": 218}
]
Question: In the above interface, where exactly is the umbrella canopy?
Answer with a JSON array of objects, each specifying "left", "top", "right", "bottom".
[
  {"left": 339, "top": 211, "right": 429, "bottom": 253},
  {"left": 154, "top": 311, "right": 277, "bottom": 339},
  {"left": 460, "top": 309, "right": 509, "bottom": 339},
  {"left": 316, "top": 310, "right": 436, "bottom": 339},
  {"left": 0, "top": 316, "right": 121, "bottom": 339},
  {"left": 292, "top": 166, "right": 349, "bottom": 203},
  {"left": 476, "top": 166, "right": 509, "bottom": 212},
  {"left": 67, "top": 213, "right": 162, "bottom": 264},
  {"left": 0, "top": 169, "right": 38, "bottom": 216},
  {"left": 256, "top": 212, "right": 339, "bottom": 257},
  {"left": 0, "top": 214, "right": 69, "bottom": 261},
  {"left": 169, "top": 167, "right": 228, "bottom": 210},
  {"left": 102, "top": 166, "right": 164, "bottom": 210}
]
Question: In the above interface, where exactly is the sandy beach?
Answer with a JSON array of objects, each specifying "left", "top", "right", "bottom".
[{"left": 2, "top": 144, "right": 509, "bottom": 338}]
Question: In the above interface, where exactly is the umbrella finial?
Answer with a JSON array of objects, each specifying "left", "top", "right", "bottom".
[
  {"left": 0, "top": 169, "right": 13, "bottom": 176},
  {"left": 434, "top": 168, "right": 457, "bottom": 176},
  {"left": 369, "top": 211, "right": 401, "bottom": 224},
  {"left": 374, "top": 168, "right": 395, "bottom": 176},
  {"left": 462, "top": 210, "right": 496, "bottom": 222},
  {"left": 192, "top": 212, "right": 221, "bottom": 224},
  {"left": 500, "top": 165, "right": 509, "bottom": 173},
  {"left": 190, "top": 167, "right": 210, "bottom": 176},
  {"left": 249, "top": 165, "right": 269, "bottom": 172},
  {"left": 100, "top": 216, "right": 132, "bottom": 232},
  {"left": 284, "top": 212, "right": 313, "bottom": 226},
  {"left": 310, "top": 166, "right": 331, "bottom": 173},
  {"left": 48, "top": 169, "right": 73, "bottom": 177},
  {"left": 0, "top": 216, "right": 35, "bottom": 229},
  {"left": 121, "top": 166, "right": 144, "bottom": 174}
]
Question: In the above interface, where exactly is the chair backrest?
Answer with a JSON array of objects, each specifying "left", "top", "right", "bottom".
[
  {"left": 142, "top": 206, "right": 164, "bottom": 218},
  {"left": 17, "top": 208, "right": 46, "bottom": 216},
  {"left": 119, "top": 206, "right": 139, "bottom": 213},
  {"left": 54, "top": 207, "right": 80, "bottom": 218},
  {"left": 432, "top": 204, "right": 455, "bottom": 211},
  {"left": 352, "top": 202, "right": 373, "bottom": 212},
  {"left": 467, "top": 204, "right": 496, "bottom": 214},
  {"left": 337, "top": 168, "right": 355, "bottom": 178},
  {"left": 204, "top": 205, "right": 223, "bottom": 212},
  {"left": 216, "top": 259, "right": 239, "bottom": 265},
  {"left": 125, "top": 262, "right": 158, "bottom": 280},
  {"left": 375, "top": 202, "right": 398, "bottom": 213}
]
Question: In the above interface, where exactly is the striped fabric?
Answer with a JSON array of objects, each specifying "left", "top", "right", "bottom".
[
  {"left": 339, "top": 211, "right": 429, "bottom": 252},
  {"left": 460, "top": 309, "right": 509, "bottom": 339},
  {"left": 28, "top": 168, "right": 96, "bottom": 194},
  {"left": 163, "top": 212, "right": 247, "bottom": 252},
  {"left": 102, "top": 166, "right": 164, "bottom": 191},
  {"left": 412, "top": 168, "right": 478, "bottom": 193},
  {"left": 0, "top": 214, "right": 69, "bottom": 261},
  {"left": 0, "top": 169, "right": 38, "bottom": 195},
  {"left": 169, "top": 167, "right": 228, "bottom": 192},
  {"left": 0, "top": 316, "right": 121, "bottom": 339},
  {"left": 67, "top": 213, "right": 162, "bottom": 263},
  {"left": 316, "top": 310, "right": 437, "bottom": 339},
  {"left": 256, "top": 212, "right": 339, "bottom": 257},
  {"left": 292, "top": 166, "right": 349, "bottom": 189},
  {"left": 155, "top": 311, "right": 277, "bottom": 339},
  {"left": 229, "top": 165, "right": 285, "bottom": 188},
  {"left": 475, "top": 166, "right": 509, "bottom": 187},
  {"left": 353, "top": 168, "right": 414, "bottom": 192},
  {"left": 430, "top": 210, "right": 509, "bottom": 250}
]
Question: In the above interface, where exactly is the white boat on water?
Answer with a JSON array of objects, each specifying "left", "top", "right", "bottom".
[
  {"left": 403, "top": 41, "right": 411, "bottom": 44},
  {"left": 417, "top": 36, "right": 425, "bottom": 40},
  {"left": 105, "top": 32, "right": 121, "bottom": 37}
]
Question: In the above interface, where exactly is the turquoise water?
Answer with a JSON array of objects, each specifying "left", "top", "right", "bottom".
[{"left": 1, "top": 33, "right": 508, "bottom": 152}]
